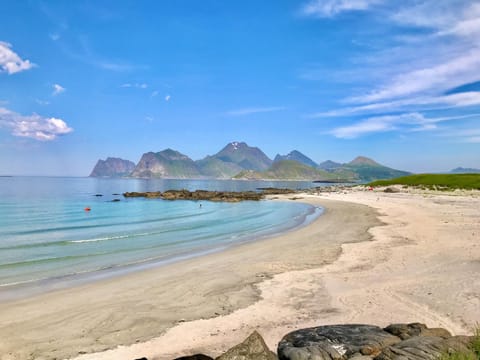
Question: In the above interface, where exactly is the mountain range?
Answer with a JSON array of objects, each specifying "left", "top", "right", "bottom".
[{"left": 89, "top": 141, "right": 410, "bottom": 182}]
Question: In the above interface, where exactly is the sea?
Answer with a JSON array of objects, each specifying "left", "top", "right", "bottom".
[{"left": 0, "top": 177, "right": 323, "bottom": 300}]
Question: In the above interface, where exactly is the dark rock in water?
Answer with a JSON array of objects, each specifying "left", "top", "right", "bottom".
[
  {"left": 278, "top": 324, "right": 400, "bottom": 360},
  {"left": 123, "top": 191, "right": 162, "bottom": 198},
  {"left": 174, "top": 354, "right": 214, "bottom": 360},
  {"left": 216, "top": 331, "right": 277, "bottom": 360},
  {"left": 95, "top": 194, "right": 103, "bottom": 197},
  {"left": 257, "top": 187, "right": 297, "bottom": 195},
  {"left": 112, "top": 193, "right": 121, "bottom": 196},
  {"left": 111, "top": 199, "right": 121, "bottom": 202},
  {"left": 384, "top": 323, "right": 451, "bottom": 340},
  {"left": 123, "top": 190, "right": 264, "bottom": 202}
]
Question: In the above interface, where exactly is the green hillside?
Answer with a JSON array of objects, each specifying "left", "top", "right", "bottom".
[
  {"left": 234, "top": 160, "right": 354, "bottom": 181},
  {"left": 343, "top": 157, "right": 410, "bottom": 182},
  {"left": 370, "top": 173, "right": 480, "bottom": 190}
]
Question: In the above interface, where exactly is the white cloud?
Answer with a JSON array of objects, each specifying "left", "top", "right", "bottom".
[
  {"left": 329, "top": 112, "right": 479, "bottom": 138},
  {"left": 437, "top": 126, "right": 480, "bottom": 143},
  {"left": 52, "top": 83, "right": 66, "bottom": 96},
  {"left": 349, "top": 49, "right": 480, "bottom": 103},
  {"left": 165, "top": 94, "right": 171, "bottom": 102},
  {"left": 120, "top": 83, "right": 148, "bottom": 89},
  {"left": 35, "top": 99, "right": 50, "bottom": 106},
  {"left": 0, "top": 41, "right": 35, "bottom": 74},
  {"left": 301, "top": 0, "right": 381, "bottom": 17},
  {"left": 0, "top": 107, "right": 73, "bottom": 141},
  {"left": 310, "top": 92, "right": 480, "bottom": 118},
  {"left": 151, "top": 90, "right": 159, "bottom": 97},
  {"left": 226, "top": 106, "right": 285, "bottom": 116}
]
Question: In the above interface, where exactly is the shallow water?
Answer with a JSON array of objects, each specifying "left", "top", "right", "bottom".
[{"left": 0, "top": 177, "right": 322, "bottom": 297}]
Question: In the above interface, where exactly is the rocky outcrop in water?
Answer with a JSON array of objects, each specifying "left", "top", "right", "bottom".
[{"left": 123, "top": 190, "right": 265, "bottom": 202}]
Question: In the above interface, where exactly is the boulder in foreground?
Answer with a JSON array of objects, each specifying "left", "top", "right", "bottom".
[
  {"left": 216, "top": 331, "right": 277, "bottom": 360},
  {"left": 278, "top": 323, "right": 475, "bottom": 360}
]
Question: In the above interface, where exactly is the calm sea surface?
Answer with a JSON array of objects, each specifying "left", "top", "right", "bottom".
[{"left": 0, "top": 177, "right": 322, "bottom": 299}]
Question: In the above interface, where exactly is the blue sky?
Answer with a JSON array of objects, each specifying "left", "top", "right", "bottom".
[{"left": 1, "top": 0, "right": 479, "bottom": 176}]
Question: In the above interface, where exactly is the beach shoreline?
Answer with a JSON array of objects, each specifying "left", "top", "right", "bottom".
[{"left": 0, "top": 188, "right": 479, "bottom": 360}]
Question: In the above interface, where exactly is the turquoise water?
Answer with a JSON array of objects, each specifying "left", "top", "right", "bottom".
[{"left": 0, "top": 177, "right": 321, "bottom": 298}]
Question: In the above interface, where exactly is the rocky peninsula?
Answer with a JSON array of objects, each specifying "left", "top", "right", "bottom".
[{"left": 123, "top": 188, "right": 296, "bottom": 202}]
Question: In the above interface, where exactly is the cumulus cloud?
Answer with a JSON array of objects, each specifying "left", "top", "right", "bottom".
[
  {"left": 52, "top": 83, "right": 66, "bottom": 96},
  {"left": 165, "top": 94, "right": 171, "bottom": 102},
  {"left": 301, "top": 0, "right": 381, "bottom": 17},
  {"left": 0, "top": 41, "right": 35, "bottom": 74},
  {"left": 0, "top": 107, "right": 73, "bottom": 141}
]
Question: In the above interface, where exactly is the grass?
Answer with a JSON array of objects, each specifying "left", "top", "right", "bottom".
[
  {"left": 440, "top": 327, "right": 480, "bottom": 360},
  {"left": 369, "top": 173, "right": 480, "bottom": 190}
]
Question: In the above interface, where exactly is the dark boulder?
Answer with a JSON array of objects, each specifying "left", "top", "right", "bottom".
[
  {"left": 384, "top": 323, "right": 451, "bottom": 340},
  {"left": 174, "top": 355, "right": 214, "bottom": 360},
  {"left": 278, "top": 323, "right": 475, "bottom": 360},
  {"left": 375, "top": 335, "right": 474, "bottom": 360},
  {"left": 216, "top": 331, "right": 277, "bottom": 360},
  {"left": 278, "top": 324, "right": 400, "bottom": 360}
]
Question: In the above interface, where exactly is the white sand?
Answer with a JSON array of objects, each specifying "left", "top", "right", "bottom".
[{"left": 0, "top": 188, "right": 478, "bottom": 360}]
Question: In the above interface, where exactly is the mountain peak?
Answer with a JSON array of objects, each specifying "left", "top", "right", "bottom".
[
  {"left": 227, "top": 141, "right": 247, "bottom": 151},
  {"left": 274, "top": 150, "right": 317, "bottom": 168},
  {"left": 349, "top": 156, "right": 379, "bottom": 166},
  {"left": 89, "top": 157, "right": 135, "bottom": 177},
  {"left": 214, "top": 141, "right": 272, "bottom": 171}
]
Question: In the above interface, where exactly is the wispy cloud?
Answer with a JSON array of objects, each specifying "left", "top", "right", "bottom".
[
  {"left": 349, "top": 48, "right": 480, "bottom": 104},
  {"left": 301, "top": 0, "right": 480, "bottom": 144},
  {"left": 0, "top": 107, "right": 73, "bottom": 141},
  {"left": 0, "top": 41, "right": 35, "bottom": 74},
  {"left": 346, "top": 1, "right": 480, "bottom": 104},
  {"left": 121, "top": 83, "right": 148, "bottom": 89},
  {"left": 165, "top": 94, "right": 171, "bottom": 102},
  {"left": 35, "top": 99, "right": 50, "bottom": 106},
  {"left": 226, "top": 106, "right": 285, "bottom": 116},
  {"left": 150, "top": 90, "right": 159, "bottom": 97},
  {"left": 52, "top": 83, "right": 66, "bottom": 96},
  {"left": 301, "top": 0, "right": 382, "bottom": 17},
  {"left": 310, "top": 92, "right": 480, "bottom": 118},
  {"left": 329, "top": 112, "right": 480, "bottom": 139},
  {"left": 49, "top": 33, "right": 60, "bottom": 41},
  {"left": 437, "top": 127, "right": 480, "bottom": 143}
]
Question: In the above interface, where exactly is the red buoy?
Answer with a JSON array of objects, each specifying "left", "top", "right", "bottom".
[{"left": 84, "top": 207, "right": 91, "bottom": 212}]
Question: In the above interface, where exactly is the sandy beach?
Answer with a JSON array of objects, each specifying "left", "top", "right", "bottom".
[{"left": 0, "top": 188, "right": 479, "bottom": 360}]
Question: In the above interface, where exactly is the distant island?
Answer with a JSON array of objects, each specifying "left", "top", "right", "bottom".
[
  {"left": 89, "top": 141, "right": 410, "bottom": 182},
  {"left": 450, "top": 167, "right": 480, "bottom": 174}
]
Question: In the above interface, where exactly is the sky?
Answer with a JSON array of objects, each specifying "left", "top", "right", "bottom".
[{"left": 1, "top": 0, "right": 479, "bottom": 176}]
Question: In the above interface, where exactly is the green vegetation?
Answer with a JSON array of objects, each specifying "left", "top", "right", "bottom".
[
  {"left": 440, "top": 327, "right": 480, "bottom": 360},
  {"left": 344, "top": 163, "right": 410, "bottom": 182},
  {"left": 234, "top": 160, "right": 353, "bottom": 181},
  {"left": 369, "top": 173, "right": 480, "bottom": 190}
]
